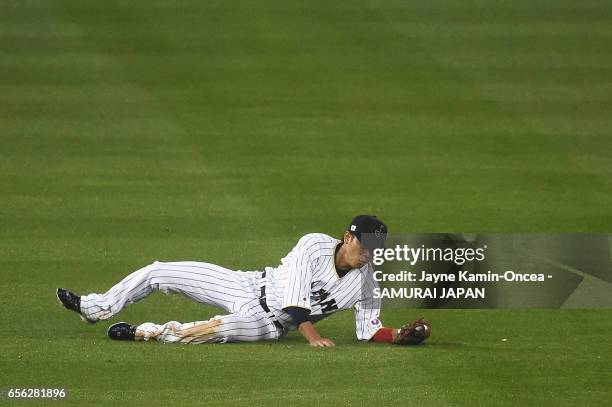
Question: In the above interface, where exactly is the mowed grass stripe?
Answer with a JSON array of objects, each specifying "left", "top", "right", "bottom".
[{"left": 55, "top": 0, "right": 611, "bottom": 232}]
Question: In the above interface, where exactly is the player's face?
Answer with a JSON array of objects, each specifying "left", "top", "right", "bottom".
[{"left": 344, "top": 232, "right": 373, "bottom": 269}]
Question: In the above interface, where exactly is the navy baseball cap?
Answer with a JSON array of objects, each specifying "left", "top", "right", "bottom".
[{"left": 348, "top": 215, "right": 388, "bottom": 250}]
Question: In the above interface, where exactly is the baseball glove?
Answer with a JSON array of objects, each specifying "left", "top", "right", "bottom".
[{"left": 393, "top": 318, "right": 430, "bottom": 345}]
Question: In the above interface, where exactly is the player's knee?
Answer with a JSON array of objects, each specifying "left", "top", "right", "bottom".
[
  {"left": 146, "top": 261, "right": 165, "bottom": 277},
  {"left": 141, "top": 262, "right": 167, "bottom": 290}
]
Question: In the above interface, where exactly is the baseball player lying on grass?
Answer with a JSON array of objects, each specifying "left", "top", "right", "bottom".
[{"left": 57, "top": 215, "right": 430, "bottom": 347}]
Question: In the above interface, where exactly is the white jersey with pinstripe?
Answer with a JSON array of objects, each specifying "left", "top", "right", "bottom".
[{"left": 263, "top": 233, "right": 383, "bottom": 340}]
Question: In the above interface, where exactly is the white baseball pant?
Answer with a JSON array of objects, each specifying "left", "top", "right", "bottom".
[{"left": 80, "top": 261, "right": 283, "bottom": 343}]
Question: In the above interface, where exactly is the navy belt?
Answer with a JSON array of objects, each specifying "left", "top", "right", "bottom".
[{"left": 259, "top": 271, "right": 284, "bottom": 331}]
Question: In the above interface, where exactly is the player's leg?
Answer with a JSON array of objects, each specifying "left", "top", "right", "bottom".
[
  {"left": 137, "top": 314, "right": 279, "bottom": 343},
  {"left": 111, "top": 313, "right": 281, "bottom": 344},
  {"left": 108, "top": 299, "right": 282, "bottom": 344},
  {"left": 75, "top": 261, "right": 254, "bottom": 322}
]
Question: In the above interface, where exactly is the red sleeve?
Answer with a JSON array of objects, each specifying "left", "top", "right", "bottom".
[{"left": 370, "top": 327, "right": 394, "bottom": 343}]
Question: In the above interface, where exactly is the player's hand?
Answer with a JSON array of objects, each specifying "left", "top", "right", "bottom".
[{"left": 309, "top": 338, "right": 335, "bottom": 347}]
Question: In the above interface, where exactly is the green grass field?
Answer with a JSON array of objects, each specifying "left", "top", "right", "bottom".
[{"left": 1, "top": 0, "right": 611, "bottom": 405}]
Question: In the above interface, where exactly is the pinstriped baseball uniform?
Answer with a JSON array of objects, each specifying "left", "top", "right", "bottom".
[
  {"left": 79, "top": 233, "right": 383, "bottom": 344},
  {"left": 262, "top": 233, "right": 382, "bottom": 340}
]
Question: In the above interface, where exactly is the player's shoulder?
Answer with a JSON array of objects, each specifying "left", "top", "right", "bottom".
[
  {"left": 295, "top": 233, "right": 340, "bottom": 254},
  {"left": 297, "top": 232, "right": 339, "bottom": 245}
]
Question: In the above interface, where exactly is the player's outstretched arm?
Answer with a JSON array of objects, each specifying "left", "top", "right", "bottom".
[{"left": 298, "top": 321, "right": 335, "bottom": 347}]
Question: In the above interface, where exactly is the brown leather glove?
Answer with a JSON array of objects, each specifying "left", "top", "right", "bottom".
[{"left": 393, "top": 318, "right": 431, "bottom": 345}]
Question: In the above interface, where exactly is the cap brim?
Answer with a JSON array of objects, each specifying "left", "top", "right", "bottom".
[{"left": 360, "top": 233, "right": 386, "bottom": 250}]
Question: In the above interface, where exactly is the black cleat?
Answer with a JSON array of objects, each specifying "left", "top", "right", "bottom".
[
  {"left": 108, "top": 322, "right": 137, "bottom": 341},
  {"left": 56, "top": 288, "right": 95, "bottom": 323},
  {"left": 56, "top": 287, "right": 81, "bottom": 311}
]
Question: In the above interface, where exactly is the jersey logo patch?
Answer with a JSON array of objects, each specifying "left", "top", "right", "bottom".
[
  {"left": 320, "top": 299, "right": 338, "bottom": 313},
  {"left": 313, "top": 289, "right": 338, "bottom": 313}
]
